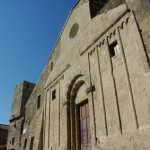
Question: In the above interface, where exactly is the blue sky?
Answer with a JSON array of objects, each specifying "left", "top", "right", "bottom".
[{"left": 0, "top": 0, "right": 76, "bottom": 124}]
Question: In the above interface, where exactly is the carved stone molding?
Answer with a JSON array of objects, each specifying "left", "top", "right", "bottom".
[
  {"left": 45, "top": 64, "right": 70, "bottom": 89},
  {"left": 80, "top": 9, "right": 130, "bottom": 56}
]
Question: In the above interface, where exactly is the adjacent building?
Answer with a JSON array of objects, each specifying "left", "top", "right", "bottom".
[
  {"left": 8, "top": 0, "right": 150, "bottom": 149},
  {"left": 7, "top": 81, "right": 35, "bottom": 150},
  {"left": 0, "top": 124, "right": 9, "bottom": 150}
]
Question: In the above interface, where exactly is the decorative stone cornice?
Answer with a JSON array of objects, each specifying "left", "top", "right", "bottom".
[
  {"left": 45, "top": 64, "right": 70, "bottom": 89},
  {"left": 80, "top": 9, "right": 130, "bottom": 56}
]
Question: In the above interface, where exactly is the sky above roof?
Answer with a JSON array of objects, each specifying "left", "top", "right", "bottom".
[{"left": 0, "top": 0, "right": 76, "bottom": 124}]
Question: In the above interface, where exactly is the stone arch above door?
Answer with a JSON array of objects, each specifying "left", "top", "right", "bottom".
[
  {"left": 66, "top": 74, "right": 89, "bottom": 102},
  {"left": 66, "top": 74, "right": 92, "bottom": 150}
]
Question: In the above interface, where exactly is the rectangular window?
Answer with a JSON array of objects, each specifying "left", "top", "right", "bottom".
[
  {"left": 21, "top": 120, "right": 24, "bottom": 134},
  {"left": 13, "top": 122, "right": 16, "bottom": 130},
  {"left": 109, "top": 41, "right": 120, "bottom": 57},
  {"left": 50, "top": 61, "right": 53, "bottom": 71},
  {"left": 52, "top": 89, "right": 56, "bottom": 100},
  {"left": 37, "top": 95, "right": 41, "bottom": 109},
  {"left": 24, "top": 139, "right": 27, "bottom": 149},
  {"left": 12, "top": 137, "right": 15, "bottom": 145},
  {"left": 29, "top": 137, "right": 34, "bottom": 150},
  {"left": 26, "top": 83, "right": 29, "bottom": 88}
]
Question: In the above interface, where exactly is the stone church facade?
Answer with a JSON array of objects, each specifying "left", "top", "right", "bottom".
[{"left": 7, "top": 0, "right": 150, "bottom": 149}]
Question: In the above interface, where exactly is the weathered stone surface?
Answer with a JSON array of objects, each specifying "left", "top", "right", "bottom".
[
  {"left": 8, "top": 0, "right": 150, "bottom": 149},
  {"left": 7, "top": 81, "right": 35, "bottom": 150}
]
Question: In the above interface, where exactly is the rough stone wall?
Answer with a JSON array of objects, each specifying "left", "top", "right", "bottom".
[
  {"left": 10, "top": 81, "right": 35, "bottom": 119},
  {"left": 20, "top": 81, "right": 36, "bottom": 115},
  {"left": 85, "top": 10, "right": 150, "bottom": 149},
  {"left": 7, "top": 118, "right": 22, "bottom": 149},
  {"left": 19, "top": 38, "right": 61, "bottom": 150},
  {"left": 10, "top": 82, "right": 24, "bottom": 118},
  {"left": 42, "top": 1, "right": 150, "bottom": 150},
  {"left": 7, "top": 81, "right": 35, "bottom": 150},
  {"left": 125, "top": 0, "right": 150, "bottom": 66},
  {"left": 10, "top": 0, "right": 150, "bottom": 150}
]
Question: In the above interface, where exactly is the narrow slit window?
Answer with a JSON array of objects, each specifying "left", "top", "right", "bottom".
[
  {"left": 37, "top": 95, "right": 41, "bottom": 109},
  {"left": 12, "top": 137, "right": 15, "bottom": 145},
  {"left": 52, "top": 89, "right": 56, "bottom": 100},
  {"left": 50, "top": 61, "right": 53, "bottom": 71},
  {"left": 24, "top": 139, "right": 27, "bottom": 149},
  {"left": 109, "top": 41, "right": 120, "bottom": 57},
  {"left": 21, "top": 120, "right": 24, "bottom": 134},
  {"left": 26, "top": 84, "right": 29, "bottom": 88},
  {"left": 30, "top": 137, "right": 34, "bottom": 150},
  {"left": 13, "top": 123, "right": 16, "bottom": 130}
]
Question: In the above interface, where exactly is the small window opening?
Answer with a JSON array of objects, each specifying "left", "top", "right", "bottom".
[
  {"left": 24, "top": 139, "right": 27, "bottom": 149},
  {"left": 21, "top": 120, "right": 24, "bottom": 134},
  {"left": 89, "top": 0, "right": 108, "bottom": 18},
  {"left": 50, "top": 61, "right": 53, "bottom": 71},
  {"left": 37, "top": 95, "right": 41, "bottom": 109},
  {"left": 29, "top": 137, "right": 34, "bottom": 150},
  {"left": 109, "top": 41, "right": 120, "bottom": 57},
  {"left": 12, "top": 137, "right": 15, "bottom": 145},
  {"left": 26, "top": 84, "right": 29, "bottom": 88},
  {"left": 13, "top": 123, "right": 16, "bottom": 130},
  {"left": 52, "top": 89, "right": 56, "bottom": 100}
]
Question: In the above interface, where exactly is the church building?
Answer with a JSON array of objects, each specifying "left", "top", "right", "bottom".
[{"left": 8, "top": 0, "right": 150, "bottom": 149}]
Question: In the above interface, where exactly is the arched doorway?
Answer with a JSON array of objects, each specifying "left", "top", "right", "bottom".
[{"left": 67, "top": 75, "right": 91, "bottom": 150}]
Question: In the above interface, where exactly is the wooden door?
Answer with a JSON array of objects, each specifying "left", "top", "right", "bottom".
[{"left": 79, "top": 101, "right": 91, "bottom": 150}]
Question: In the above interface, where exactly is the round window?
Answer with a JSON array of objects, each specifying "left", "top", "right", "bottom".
[{"left": 69, "top": 23, "right": 79, "bottom": 38}]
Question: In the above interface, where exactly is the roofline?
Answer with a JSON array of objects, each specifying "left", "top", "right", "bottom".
[
  {"left": 0, "top": 124, "right": 9, "bottom": 126},
  {"left": 47, "top": 1, "right": 83, "bottom": 63},
  {"left": 26, "top": 1, "right": 87, "bottom": 106}
]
